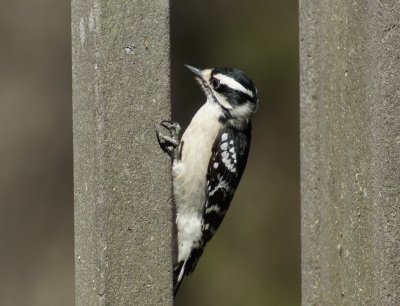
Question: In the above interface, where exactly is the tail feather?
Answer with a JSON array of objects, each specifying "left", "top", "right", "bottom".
[
  {"left": 173, "top": 246, "right": 205, "bottom": 296},
  {"left": 173, "top": 261, "right": 186, "bottom": 296}
]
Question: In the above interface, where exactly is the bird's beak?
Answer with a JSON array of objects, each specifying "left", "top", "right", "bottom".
[
  {"left": 185, "top": 65, "right": 224, "bottom": 111},
  {"left": 185, "top": 64, "right": 215, "bottom": 100},
  {"left": 185, "top": 65, "right": 203, "bottom": 79}
]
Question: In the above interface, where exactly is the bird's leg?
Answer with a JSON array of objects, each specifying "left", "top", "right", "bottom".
[{"left": 155, "top": 120, "right": 182, "bottom": 160}]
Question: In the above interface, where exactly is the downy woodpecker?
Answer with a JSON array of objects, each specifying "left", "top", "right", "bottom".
[{"left": 155, "top": 65, "right": 258, "bottom": 295}]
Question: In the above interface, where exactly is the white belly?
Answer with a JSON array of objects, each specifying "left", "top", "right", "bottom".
[{"left": 172, "top": 101, "right": 222, "bottom": 262}]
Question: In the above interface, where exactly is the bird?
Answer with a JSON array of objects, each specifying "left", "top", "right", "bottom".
[{"left": 155, "top": 65, "right": 258, "bottom": 295}]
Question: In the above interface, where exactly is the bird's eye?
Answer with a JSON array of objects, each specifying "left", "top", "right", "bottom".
[{"left": 211, "top": 78, "right": 220, "bottom": 89}]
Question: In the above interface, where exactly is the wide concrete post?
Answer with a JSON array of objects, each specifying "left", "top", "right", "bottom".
[
  {"left": 72, "top": 0, "right": 173, "bottom": 305},
  {"left": 300, "top": 1, "right": 399, "bottom": 305}
]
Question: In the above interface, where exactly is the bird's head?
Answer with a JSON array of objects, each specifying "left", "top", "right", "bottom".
[{"left": 185, "top": 65, "right": 259, "bottom": 127}]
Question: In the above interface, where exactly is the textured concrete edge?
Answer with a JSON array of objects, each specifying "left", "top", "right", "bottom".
[
  {"left": 72, "top": 0, "right": 173, "bottom": 305},
  {"left": 299, "top": 0, "right": 322, "bottom": 304},
  {"left": 368, "top": 2, "right": 400, "bottom": 304}
]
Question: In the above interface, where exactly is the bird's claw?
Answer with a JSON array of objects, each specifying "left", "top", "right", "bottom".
[
  {"left": 155, "top": 120, "right": 181, "bottom": 160},
  {"left": 160, "top": 120, "right": 181, "bottom": 139}
]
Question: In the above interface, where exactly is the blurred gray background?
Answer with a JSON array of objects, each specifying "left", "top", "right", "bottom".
[{"left": 0, "top": 0, "right": 299, "bottom": 305}]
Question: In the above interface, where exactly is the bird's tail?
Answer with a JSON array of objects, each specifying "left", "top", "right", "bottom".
[{"left": 173, "top": 261, "right": 186, "bottom": 296}]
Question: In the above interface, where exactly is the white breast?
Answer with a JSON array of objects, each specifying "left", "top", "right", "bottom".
[{"left": 172, "top": 100, "right": 222, "bottom": 262}]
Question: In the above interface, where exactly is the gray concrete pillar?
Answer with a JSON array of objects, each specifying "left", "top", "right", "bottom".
[
  {"left": 300, "top": 1, "right": 400, "bottom": 305},
  {"left": 72, "top": 0, "right": 173, "bottom": 304}
]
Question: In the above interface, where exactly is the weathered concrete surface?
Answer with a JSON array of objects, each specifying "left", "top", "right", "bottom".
[
  {"left": 300, "top": 1, "right": 400, "bottom": 305},
  {"left": 72, "top": 0, "right": 172, "bottom": 305}
]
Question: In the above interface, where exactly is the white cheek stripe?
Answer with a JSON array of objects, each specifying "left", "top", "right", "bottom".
[{"left": 214, "top": 73, "right": 254, "bottom": 98}]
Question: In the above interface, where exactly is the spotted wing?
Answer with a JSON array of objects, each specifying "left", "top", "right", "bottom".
[{"left": 202, "top": 125, "right": 251, "bottom": 243}]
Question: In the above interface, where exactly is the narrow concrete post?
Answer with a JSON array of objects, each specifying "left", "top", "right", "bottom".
[
  {"left": 72, "top": 0, "right": 172, "bottom": 305},
  {"left": 300, "top": 1, "right": 399, "bottom": 305}
]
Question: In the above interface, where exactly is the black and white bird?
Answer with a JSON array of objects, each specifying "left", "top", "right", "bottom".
[{"left": 155, "top": 65, "right": 258, "bottom": 295}]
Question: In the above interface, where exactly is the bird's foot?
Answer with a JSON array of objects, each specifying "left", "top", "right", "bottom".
[{"left": 155, "top": 120, "right": 181, "bottom": 160}]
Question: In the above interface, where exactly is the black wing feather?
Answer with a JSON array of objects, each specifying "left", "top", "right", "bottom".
[{"left": 184, "top": 123, "right": 251, "bottom": 275}]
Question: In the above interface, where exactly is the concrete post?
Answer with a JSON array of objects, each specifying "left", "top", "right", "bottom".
[
  {"left": 72, "top": 0, "right": 172, "bottom": 305},
  {"left": 300, "top": 1, "right": 400, "bottom": 305}
]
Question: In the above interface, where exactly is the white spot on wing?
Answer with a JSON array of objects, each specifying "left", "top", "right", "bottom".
[
  {"left": 213, "top": 162, "right": 219, "bottom": 169},
  {"left": 209, "top": 174, "right": 231, "bottom": 196},
  {"left": 205, "top": 205, "right": 220, "bottom": 214},
  {"left": 220, "top": 142, "right": 228, "bottom": 151},
  {"left": 221, "top": 133, "right": 228, "bottom": 141}
]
